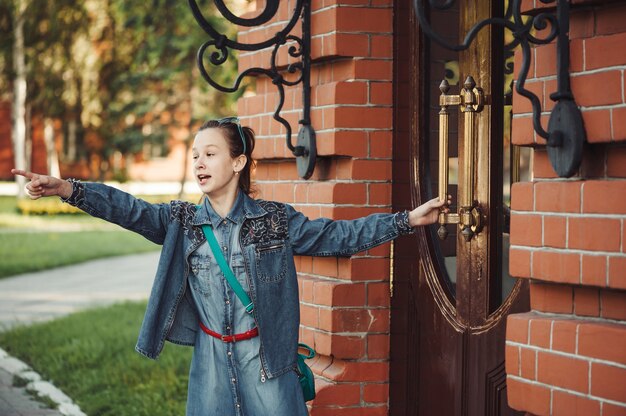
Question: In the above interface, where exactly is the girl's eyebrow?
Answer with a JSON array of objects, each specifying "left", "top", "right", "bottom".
[{"left": 192, "top": 144, "right": 219, "bottom": 152}]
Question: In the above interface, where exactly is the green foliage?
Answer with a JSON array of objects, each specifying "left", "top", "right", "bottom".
[
  {"left": 0, "top": 301, "right": 192, "bottom": 416},
  {"left": 1, "top": 0, "right": 242, "bottom": 179},
  {"left": 95, "top": 0, "right": 241, "bottom": 168}
]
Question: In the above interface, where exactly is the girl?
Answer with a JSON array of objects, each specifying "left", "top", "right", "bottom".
[{"left": 12, "top": 117, "right": 449, "bottom": 416}]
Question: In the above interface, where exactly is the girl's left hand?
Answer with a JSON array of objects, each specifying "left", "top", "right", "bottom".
[{"left": 408, "top": 195, "right": 452, "bottom": 227}]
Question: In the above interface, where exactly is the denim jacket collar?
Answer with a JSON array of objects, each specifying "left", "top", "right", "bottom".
[{"left": 192, "top": 191, "right": 265, "bottom": 227}]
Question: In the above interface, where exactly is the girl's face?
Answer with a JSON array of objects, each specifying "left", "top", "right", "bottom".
[{"left": 192, "top": 128, "right": 245, "bottom": 198}]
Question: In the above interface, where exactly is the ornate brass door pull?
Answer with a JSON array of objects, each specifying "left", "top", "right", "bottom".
[{"left": 438, "top": 76, "right": 485, "bottom": 242}]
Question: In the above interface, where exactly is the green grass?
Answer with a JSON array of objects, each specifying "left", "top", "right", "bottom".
[
  {"left": 0, "top": 231, "right": 160, "bottom": 278},
  {"left": 0, "top": 301, "right": 193, "bottom": 416},
  {"left": 0, "top": 195, "right": 164, "bottom": 279}
]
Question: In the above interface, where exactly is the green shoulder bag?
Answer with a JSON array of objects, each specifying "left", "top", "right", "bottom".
[{"left": 297, "top": 343, "right": 316, "bottom": 402}]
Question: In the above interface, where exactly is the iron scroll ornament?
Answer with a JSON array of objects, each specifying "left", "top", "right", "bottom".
[
  {"left": 414, "top": 0, "right": 585, "bottom": 177},
  {"left": 189, "top": 0, "right": 316, "bottom": 179}
]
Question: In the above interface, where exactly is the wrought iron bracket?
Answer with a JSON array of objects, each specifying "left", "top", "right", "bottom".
[
  {"left": 189, "top": 0, "right": 316, "bottom": 179},
  {"left": 414, "top": 0, "right": 585, "bottom": 177}
]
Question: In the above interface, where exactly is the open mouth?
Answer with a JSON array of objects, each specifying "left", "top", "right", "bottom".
[{"left": 197, "top": 174, "right": 211, "bottom": 185}]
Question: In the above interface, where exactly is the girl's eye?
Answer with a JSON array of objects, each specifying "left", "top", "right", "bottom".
[
  {"left": 206, "top": 153, "right": 214, "bottom": 157},
  {"left": 192, "top": 155, "right": 198, "bottom": 160}
]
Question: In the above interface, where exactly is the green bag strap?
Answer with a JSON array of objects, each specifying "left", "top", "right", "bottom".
[
  {"left": 197, "top": 207, "right": 253, "bottom": 314},
  {"left": 298, "top": 343, "right": 315, "bottom": 359}
]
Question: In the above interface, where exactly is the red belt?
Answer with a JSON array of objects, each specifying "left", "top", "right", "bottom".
[{"left": 199, "top": 321, "right": 259, "bottom": 343}]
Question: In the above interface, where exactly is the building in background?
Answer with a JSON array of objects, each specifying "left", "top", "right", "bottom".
[{"left": 0, "top": 102, "right": 193, "bottom": 183}]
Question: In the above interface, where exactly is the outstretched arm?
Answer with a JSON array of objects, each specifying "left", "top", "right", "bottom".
[
  {"left": 288, "top": 195, "right": 452, "bottom": 257},
  {"left": 11, "top": 169, "right": 170, "bottom": 245},
  {"left": 12, "top": 169, "right": 73, "bottom": 199}
]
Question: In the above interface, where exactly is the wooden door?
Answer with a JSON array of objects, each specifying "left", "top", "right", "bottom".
[{"left": 390, "top": 1, "right": 530, "bottom": 415}]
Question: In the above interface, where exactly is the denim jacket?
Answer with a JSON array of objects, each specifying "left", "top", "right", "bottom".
[{"left": 62, "top": 181, "right": 414, "bottom": 378}]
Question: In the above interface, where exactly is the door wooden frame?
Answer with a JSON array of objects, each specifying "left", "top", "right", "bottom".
[{"left": 390, "top": 1, "right": 530, "bottom": 414}]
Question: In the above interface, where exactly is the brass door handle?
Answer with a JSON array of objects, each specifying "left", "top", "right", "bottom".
[{"left": 437, "top": 76, "right": 485, "bottom": 242}]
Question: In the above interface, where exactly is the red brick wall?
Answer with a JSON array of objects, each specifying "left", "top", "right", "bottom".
[
  {"left": 506, "top": 2, "right": 626, "bottom": 415},
  {"left": 237, "top": 1, "right": 394, "bottom": 414},
  {"left": 0, "top": 102, "right": 13, "bottom": 179},
  {"left": 0, "top": 106, "right": 194, "bottom": 182},
  {"left": 0, "top": 106, "right": 49, "bottom": 180}
]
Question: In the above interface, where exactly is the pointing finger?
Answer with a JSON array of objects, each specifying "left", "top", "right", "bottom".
[{"left": 11, "top": 169, "right": 37, "bottom": 180}]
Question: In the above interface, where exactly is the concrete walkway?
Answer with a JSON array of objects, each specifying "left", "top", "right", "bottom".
[{"left": 0, "top": 251, "right": 160, "bottom": 415}]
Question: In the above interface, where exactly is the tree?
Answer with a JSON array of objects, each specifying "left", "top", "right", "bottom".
[
  {"left": 1, "top": 0, "right": 89, "bottom": 194},
  {"left": 1, "top": 0, "right": 241, "bottom": 191},
  {"left": 10, "top": 0, "right": 27, "bottom": 199},
  {"left": 102, "top": 0, "right": 240, "bottom": 188}
]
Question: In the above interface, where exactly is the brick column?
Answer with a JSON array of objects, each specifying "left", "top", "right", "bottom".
[
  {"left": 506, "top": 2, "right": 626, "bottom": 415},
  {"left": 238, "top": 1, "right": 394, "bottom": 414}
]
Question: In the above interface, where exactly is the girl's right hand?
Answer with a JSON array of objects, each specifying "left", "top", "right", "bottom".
[{"left": 11, "top": 169, "right": 73, "bottom": 200}]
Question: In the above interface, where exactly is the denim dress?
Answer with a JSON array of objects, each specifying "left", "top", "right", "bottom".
[{"left": 185, "top": 194, "right": 308, "bottom": 416}]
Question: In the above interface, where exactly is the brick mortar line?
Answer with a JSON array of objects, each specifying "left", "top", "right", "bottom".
[
  {"left": 506, "top": 341, "right": 626, "bottom": 370},
  {"left": 510, "top": 244, "right": 626, "bottom": 257},
  {"left": 255, "top": 174, "right": 392, "bottom": 179},
  {"left": 529, "top": 177, "right": 626, "bottom": 183},
  {"left": 580, "top": 182, "right": 586, "bottom": 216},
  {"left": 296, "top": 275, "right": 390, "bottom": 283},
  {"left": 240, "top": 43, "right": 395, "bottom": 56},
  {"left": 582, "top": 38, "right": 587, "bottom": 73},
  {"left": 541, "top": 216, "right": 545, "bottom": 246},
  {"left": 242, "top": 26, "right": 394, "bottom": 36},
  {"left": 312, "top": 103, "right": 397, "bottom": 109},
  {"left": 311, "top": 4, "right": 393, "bottom": 13},
  {"left": 576, "top": 352, "right": 591, "bottom": 404},
  {"left": 252, "top": 128, "right": 394, "bottom": 137},
  {"left": 309, "top": 31, "right": 394, "bottom": 37},
  {"left": 240, "top": 13, "right": 394, "bottom": 35},
  {"left": 510, "top": 211, "right": 626, "bottom": 219},
  {"left": 256, "top": 179, "right": 393, "bottom": 184},
  {"left": 298, "top": 323, "right": 390, "bottom": 338},
  {"left": 515, "top": 178, "right": 626, "bottom": 184},
  {"left": 298, "top": 254, "right": 392, "bottom": 260},
  {"left": 241, "top": 104, "right": 395, "bottom": 114},
  {"left": 507, "top": 374, "right": 626, "bottom": 409},
  {"left": 611, "top": 71, "right": 626, "bottom": 103},
  {"left": 297, "top": 272, "right": 390, "bottom": 279},
  {"left": 302, "top": 127, "right": 394, "bottom": 131},
  {"left": 565, "top": 217, "right": 570, "bottom": 259},
  {"left": 512, "top": 102, "right": 626, "bottom": 117},
  {"left": 515, "top": 64, "right": 626, "bottom": 83},
  {"left": 607, "top": 218, "right": 626, "bottom": 254},
  {"left": 299, "top": 301, "right": 389, "bottom": 311},
  {"left": 239, "top": 2, "right": 394, "bottom": 26},
  {"left": 287, "top": 204, "right": 392, "bottom": 209},
  {"left": 510, "top": 310, "right": 626, "bottom": 327},
  {"left": 605, "top": 255, "right": 611, "bottom": 287},
  {"left": 611, "top": 104, "right": 616, "bottom": 140}
]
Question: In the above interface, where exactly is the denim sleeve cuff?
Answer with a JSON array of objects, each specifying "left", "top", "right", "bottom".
[
  {"left": 395, "top": 210, "right": 414, "bottom": 235},
  {"left": 60, "top": 178, "right": 85, "bottom": 206}
]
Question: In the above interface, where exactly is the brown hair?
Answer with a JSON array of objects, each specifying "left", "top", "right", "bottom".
[{"left": 198, "top": 119, "right": 256, "bottom": 196}]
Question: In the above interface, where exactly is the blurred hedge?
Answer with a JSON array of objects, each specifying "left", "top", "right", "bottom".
[
  {"left": 15, "top": 194, "right": 202, "bottom": 215},
  {"left": 17, "top": 198, "right": 84, "bottom": 215}
]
